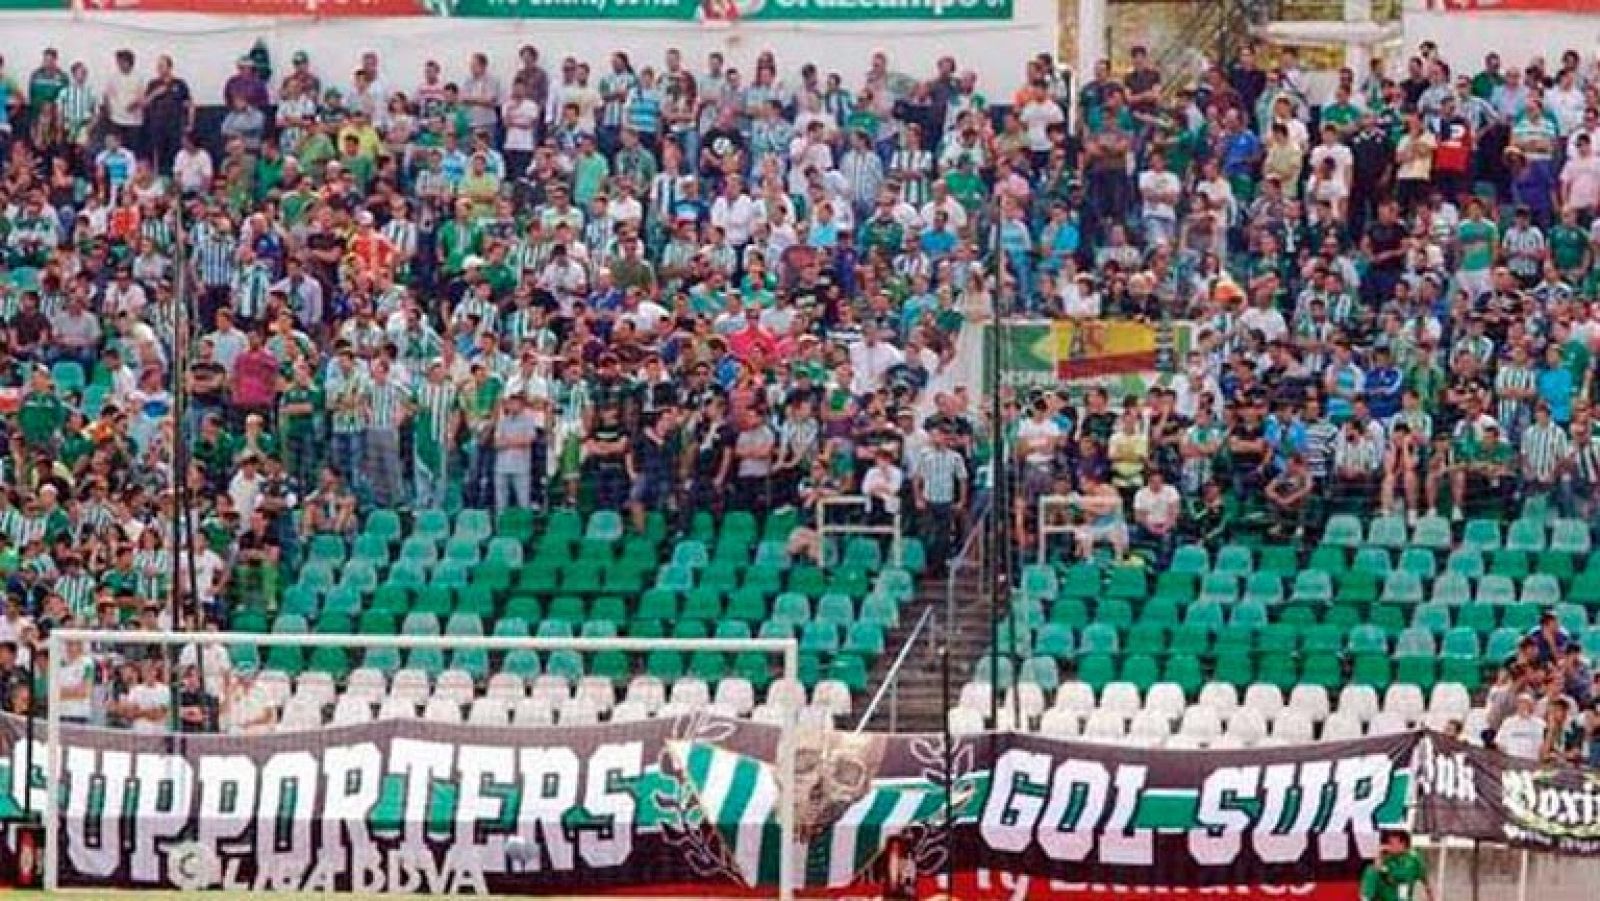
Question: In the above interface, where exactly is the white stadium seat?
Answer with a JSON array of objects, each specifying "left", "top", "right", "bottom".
[
  {"left": 1054, "top": 682, "right": 1097, "bottom": 717},
  {"left": 1321, "top": 712, "right": 1363, "bottom": 742},
  {"left": 1383, "top": 684, "right": 1426, "bottom": 726},
  {"left": 1242, "top": 683, "right": 1285, "bottom": 722},
  {"left": 1338, "top": 685, "right": 1380, "bottom": 723},
  {"left": 625, "top": 676, "right": 666, "bottom": 713},
  {"left": 1144, "top": 682, "right": 1187, "bottom": 723},
  {"left": 1287, "top": 685, "right": 1331, "bottom": 723},
  {"left": 468, "top": 697, "right": 510, "bottom": 726},
  {"left": 1099, "top": 682, "right": 1142, "bottom": 720},
  {"left": 422, "top": 696, "right": 463, "bottom": 724},
  {"left": 714, "top": 678, "right": 756, "bottom": 716},
  {"left": 1197, "top": 682, "right": 1239, "bottom": 716}
]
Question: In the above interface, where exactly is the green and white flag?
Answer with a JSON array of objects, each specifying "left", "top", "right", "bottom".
[{"left": 671, "top": 740, "right": 783, "bottom": 887}]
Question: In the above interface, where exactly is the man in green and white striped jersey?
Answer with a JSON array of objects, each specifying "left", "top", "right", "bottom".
[
  {"left": 363, "top": 355, "right": 411, "bottom": 509},
  {"left": 412, "top": 359, "right": 460, "bottom": 509}
]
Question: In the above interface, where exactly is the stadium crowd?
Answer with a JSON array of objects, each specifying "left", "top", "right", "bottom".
[{"left": 0, "top": 34, "right": 1590, "bottom": 755}]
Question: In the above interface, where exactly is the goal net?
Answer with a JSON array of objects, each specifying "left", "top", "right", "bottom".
[{"left": 34, "top": 628, "right": 802, "bottom": 897}]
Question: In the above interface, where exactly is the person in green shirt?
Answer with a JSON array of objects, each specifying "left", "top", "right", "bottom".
[
  {"left": 17, "top": 368, "right": 66, "bottom": 449},
  {"left": 1549, "top": 206, "right": 1590, "bottom": 280},
  {"left": 1455, "top": 197, "right": 1498, "bottom": 302},
  {"left": 1320, "top": 84, "right": 1362, "bottom": 137},
  {"left": 295, "top": 120, "right": 337, "bottom": 181},
  {"left": 336, "top": 134, "right": 375, "bottom": 194},
  {"left": 26, "top": 49, "right": 66, "bottom": 114},
  {"left": 437, "top": 199, "right": 484, "bottom": 282},
  {"left": 1359, "top": 829, "right": 1432, "bottom": 901}
]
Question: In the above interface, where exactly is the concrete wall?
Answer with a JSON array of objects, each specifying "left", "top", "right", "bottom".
[
  {"left": 1425, "top": 844, "right": 1600, "bottom": 901},
  {"left": 1402, "top": 9, "right": 1600, "bottom": 75},
  {"left": 0, "top": 2, "right": 1058, "bottom": 103}
]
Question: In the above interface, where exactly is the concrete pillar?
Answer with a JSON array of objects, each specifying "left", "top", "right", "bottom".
[{"left": 1345, "top": 0, "right": 1375, "bottom": 82}]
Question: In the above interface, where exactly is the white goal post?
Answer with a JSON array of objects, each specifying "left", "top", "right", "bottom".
[{"left": 42, "top": 628, "right": 801, "bottom": 899}]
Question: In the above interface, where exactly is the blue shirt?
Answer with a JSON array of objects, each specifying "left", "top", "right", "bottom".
[
  {"left": 1366, "top": 366, "right": 1402, "bottom": 419},
  {"left": 1538, "top": 366, "right": 1575, "bottom": 424}
]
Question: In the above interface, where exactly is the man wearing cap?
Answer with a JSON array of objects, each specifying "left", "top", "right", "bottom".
[{"left": 223, "top": 54, "right": 268, "bottom": 111}]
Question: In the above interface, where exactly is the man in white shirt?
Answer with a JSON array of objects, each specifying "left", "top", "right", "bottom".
[
  {"left": 1495, "top": 694, "right": 1546, "bottom": 760},
  {"left": 860, "top": 449, "right": 904, "bottom": 522},
  {"left": 1133, "top": 469, "right": 1182, "bottom": 561},
  {"left": 103, "top": 49, "right": 144, "bottom": 142},
  {"left": 846, "top": 329, "right": 904, "bottom": 396},
  {"left": 127, "top": 658, "right": 172, "bottom": 734},
  {"left": 1138, "top": 151, "right": 1182, "bottom": 246},
  {"left": 172, "top": 132, "right": 213, "bottom": 195}
]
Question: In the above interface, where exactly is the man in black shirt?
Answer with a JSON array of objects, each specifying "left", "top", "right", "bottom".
[
  {"left": 177, "top": 665, "right": 219, "bottom": 734},
  {"left": 141, "top": 54, "right": 193, "bottom": 174},
  {"left": 1349, "top": 113, "right": 1394, "bottom": 236},
  {"left": 585, "top": 405, "right": 630, "bottom": 511},
  {"left": 1362, "top": 200, "right": 1408, "bottom": 306},
  {"left": 626, "top": 410, "right": 677, "bottom": 534},
  {"left": 698, "top": 108, "right": 746, "bottom": 188}
]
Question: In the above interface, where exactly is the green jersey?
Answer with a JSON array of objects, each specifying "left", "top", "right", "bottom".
[
  {"left": 1360, "top": 850, "right": 1427, "bottom": 901},
  {"left": 1550, "top": 224, "right": 1587, "bottom": 272},
  {"left": 1457, "top": 219, "right": 1497, "bottom": 272}
]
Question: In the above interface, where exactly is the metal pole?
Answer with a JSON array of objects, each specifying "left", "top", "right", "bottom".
[
  {"left": 777, "top": 639, "right": 799, "bottom": 901},
  {"left": 1517, "top": 848, "right": 1530, "bottom": 901},
  {"left": 1437, "top": 844, "right": 1449, "bottom": 900},
  {"left": 21, "top": 656, "right": 33, "bottom": 819},
  {"left": 939, "top": 636, "right": 954, "bottom": 896},
  {"left": 1471, "top": 841, "right": 1480, "bottom": 901},
  {"left": 43, "top": 630, "right": 61, "bottom": 892}
]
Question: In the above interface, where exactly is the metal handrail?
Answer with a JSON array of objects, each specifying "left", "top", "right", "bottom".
[{"left": 852, "top": 604, "right": 935, "bottom": 734}]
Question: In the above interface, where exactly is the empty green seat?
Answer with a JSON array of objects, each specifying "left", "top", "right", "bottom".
[
  {"left": 1164, "top": 655, "right": 1204, "bottom": 696},
  {"left": 1457, "top": 603, "right": 1497, "bottom": 636},
  {"left": 1484, "top": 627, "right": 1521, "bottom": 664},
  {"left": 1245, "top": 573, "right": 1283, "bottom": 605},
  {"left": 1411, "top": 514, "right": 1453, "bottom": 550},
  {"left": 1291, "top": 570, "right": 1334, "bottom": 603},
  {"left": 1323, "top": 515, "right": 1364, "bottom": 548},
  {"left": 1121, "top": 654, "right": 1160, "bottom": 692},
  {"left": 1080, "top": 622, "right": 1120, "bottom": 654},
  {"left": 1366, "top": 515, "right": 1408, "bottom": 549},
  {"left": 1200, "top": 574, "right": 1239, "bottom": 605},
  {"left": 1489, "top": 550, "right": 1529, "bottom": 580},
  {"left": 1462, "top": 519, "right": 1502, "bottom": 552},
  {"left": 1395, "top": 627, "right": 1436, "bottom": 658},
  {"left": 1505, "top": 518, "right": 1546, "bottom": 553},
  {"left": 1431, "top": 573, "right": 1472, "bottom": 606},
  {"left": 1022, "top": 564, "right": 1061, "bottom": 598},
  {"left": 502, "top": 649, "right": 541, "bottom": 679},
  {"left": 586, "top": 510, "right": 624, "bottom": 543},
  {"left": 1551, "top": 519, "right": 1592, "bottom": 555},
  {"left": 413, "top": 510, "right": 451, "bottom": 544},
  {"left": 1412, "top": 603, "right": 1453, "bottom": 636},
  {"left": 1446, "top": 548, "right": 1486, "bottom": 580},
  {"left": 454, "top": 508, "right": 492, "bottom": 544},
  {"left": 846, "top": 622, "right": 886, "bottom": 656},
  {"left": 1169, "top": 544, "right": 1209, "bottom": 576},
  {"left": 546, "top": 650, "right": 584, "bottom": 681},
  {"left": 1381, "top": 572, "right": 1424, "bottom": 605},
  {"left": 1351, "top": 654, "right": 1392, "bottom": 690},
  {"left": 1398, "top": 547, "right": 1438, "bottom": 581},
  {"left": 1556, "top": 603, "right": 1589, "bottom": 635},
  {"left": 451, "top": 649, "right": 488, "bottom": 680},
  {"left": 1257, "top": 545, "right": 1299, "bottom": 578},
  {"left": 1214, "top": 545, "right": 1254, "bottom": 577},
  {"left": 1214, "top": 652, "right": 1253, "bottom": 688},
  {"left": 1034, "top": 624, "right": 1075, "bottom": 658},
  {"left": 1522, "top": 574, "right": 1562, "bottom": 606},
  {"left": 494, "top": 507, "right": 536, "bottom": 541},
  {"left": 1104, "top": 567, "right": 1147, "bottom": 600},
  {"left": 1476, "top": 575, "right": 1516, "bottom": 605},
  {"left": 1353, "top": 547, "right": 1393, "bottom": 577},
  {"left": 363, "top": 646, "right": 401, "bottom": 674},
  {"left": 1076, "top": 653, "right": 1115, "bottom": 692},
  {"left": 1301, "top": 654, "right": 1343, "bottom": 690}
]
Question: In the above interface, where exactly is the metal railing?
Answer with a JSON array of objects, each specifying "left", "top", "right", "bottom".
[
  {"left": 817, "top": 495, "right": 902, "bottom": 571},
  {"left": 852, "top": 604, "right": 935, "bottom": 734}
]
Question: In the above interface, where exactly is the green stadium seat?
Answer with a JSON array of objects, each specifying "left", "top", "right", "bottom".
[
  {"left": 1347, "top": 623, "right": 1388, "bottom": 657},
  {"left": 1154, "top": 571, "right": 1196, "bottom": 604},
  {"left": 358, "top": 610, "right": 398, "bottom": 635},
  {"left": 1139, "top": 598, "right": 1180, "bottom": 628},
  {"left": 1121, "top": 654, "right": 1160, "bottom": 692},
  {"left": 1244, "top": 573, "right": 1283, "bottom": 606},
  {"left": 1398, "top": 548, "right": 1438, "bottom": 581},
  {"left": 586, "top": 510, "right": 625, "bottom": 543},
  {"left": 1552, "top": 519, "right": 1592, "bottom": 555},
  {"left": 1169, "top": 544, "right": 1209, "bottom": 576},
  {"left": 452, "top": 649, "right": 489, "bottom": 681},
  {"left": 1338, "top": 571, "right": 1380, "bottom": 605},
  {"left": 681, "top": 587, "right": 723, "bottom": 621},
  {"left": 1230, "top": 600, "right": 1269, "bottom": 629},
  {"left": 1126, "top": 623, "right": 1166, "bottom": 656},
  {"left": 265, "top": 645, "right": 304, "bottom": 675},
  {"left": 589, "top": 650, "right": 630, "bottom": 684},
  {"left": 773, "top": 592, "right": 811, "bottom": 626},
  {"left": 1489, "top": 550, "right": 1529, "bottom": 580},
  {"left": 672, "top": 619, "right": 710, "bottom": 639},
  {"left": 1076, "top": 653, "right": 1115, "bottom": 692},
  {"left": 1171, "top": 622, "right": 1212, "bottom": 656},
  {"left": 455, "top": 509, "right": 493, "bottom": 544},
  {"left": 843, "top": 537, "right": 883, "bottom": 571},
  {"left": 1506, "top": 518, "right": 1546, "bottom": 553},
  {"left": 502, "top": 649, "right": 541, "bottom": 679},
  {"left": 1484, "top": 627, "right": 1521, "bottom": 665},
  {"left": 1381, "top": 572, "right": 1424, "bottom": 605},
  {"left": 1351, "top": 654, "right": 1392, "bottom": 690},
  {"left": 546, "top": 650, "right": 585, "bottom": 681},
  {"left": 789, "top": 565, "right": 828, "bottom": 597},
  {"left": 1020, "top": 657, "right": 1060, "bottom": 692},
  {"left": 1200, "top": 574, "right": 1239, "bottom": 605},
  {"left": 1409, "top": 514, "right": 1452, "bottom": 550},
  {"left": 1059, "top": 563, "right": 1102, "bottom": 599},
  {"left": 817, "top": 593, "right": 855, "bottom": 627},
  {"left": 1214, "top": 544, "right": 1254, "bottom": 578},
  {"left": 689, "top": 651, "right": 728, "bottom": 682},
  {"left": 1214, "top": 652, "right": 1254, "bottom": 688},
  {"left": 322, "top": 587, "right": 362, "bottom": 618},
  {"left": 845, "top": 622, "right": 886, "bottom": 657},
  {"left": 484, "top": 537, "right": 525, "bottom": 568},
  {"left": 1502, "top": 603, "right": 1540, "bottom": 633},
  {"left": 1462, "top": 519, "right": 1502, "bottom": 552},
  {"left": 494, "top": 507, "right": 536, "bottom": 542},
  {"left": 1477, "top": 575, "right": 1517, "bottom": 605},
  {"left": 1445, "top": 549, "right": 1485, "bottom": 580},
  {"left": 414, "top": 509, "right": 451, "bottom": 544},
  {"left": 353, "top": 532, "right": 391, "bottom": 566},
  {"left": 715, "top": 620, "right": 753, "bottom": 641},
  {"left": 1050, "top": 598, "right": 1089, "bottom": 628},
  {"left": 503, "top": 596, "right": 542, "bottom": 622},
  {"left": 280, "top": 586, "right": 318, "bottom": 619},
  {"left": 1431, "top": 573, "right": 1472, "bottom": 606},
  {"left": 861, "top": 595, "right": 898, "bottom": 629},
  {"left": 1456, "top": 602, "right": 1498, "bottom": 636},
  {"left": 1022, "top": 564, "right": 1059, "bottom": 599},
  {"left": 899, "top": 538, "right": 927, "bottom": 574},
  {"left": 1307, "top": 545, "right": 1348, "bottom": 579},
  {"left": 1323, "top": 515, "right": 1364, "bottom": 548},
  {"left": 1183, "top": 599, "right": 1225, "bottom": 632},
  {"left": 537, "top": 620, "right": 576, "bottom": 640},
  {"left": 1300, "top": 654, "right": 1342, "bottom": 691},
  {"left": 1292, "top": 570, "right": 1334, "bottom": 603},
  {"left": 974, "top": 654, "right": 1016, "bottom": 691},
  {"left": 1366, "top": 515, "right": 1408, "bottom": 549},
  {"left": 1097, "top": 598, "right": 1135, "bottom": 630},
  {"left": 1395, "top": 657, "right": 1436, "bottom": 690},
  {"left": 1522, "top": 574, "right": 1563, "bottom": 607},
  {"left": 1571, "top": 572, "right": 1600, "bottom": 608},
  {"left": 801, "top": 622, "right": 840, "bottom": 653},
  {"left": 1412, "top": 603, "right": 1453, "bottom": 636},
  {"left": 493, "top": 618, "right": 529, "bottom": 637},
  {"left": 1105, "top": 567, "right": 1147, "bottom": 600},
  {"left": 1353, "top": 547, "right": 1392, "bottom": 578},
  {"left": 630, "top": 619, "right": 666, "bottom": 639},
  {"left": 757, "top": 621, "right": 794, "bottom": 641},
  {"left": 1034, "top": 623, "right": 1075, "bottom": 658},
  {"left": 1555, "top": 603, "right": 1589, "bottom": 636},
  {"left": 1257, "top": 545, "right": 1299, "bottom": 579},
  {"left": 1164, "top": 655, "right": 1204, "bottom": 697},
  {"left": 1080, "top": 622, "right": 1120, "bottom": 654},
  {"left": 362, "top": 647, "right": 401, "bottom": 674},
  {"left": 407, "top": 647, "right": 446, "bottom": 676}
]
